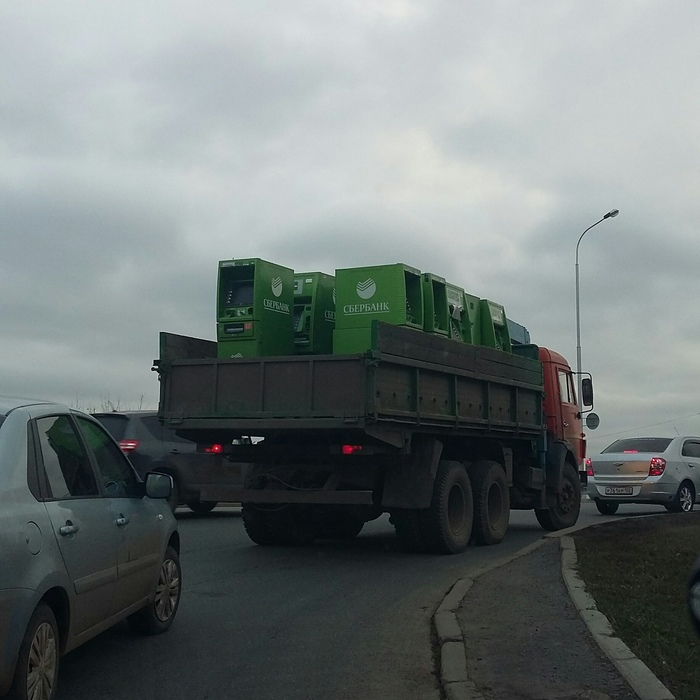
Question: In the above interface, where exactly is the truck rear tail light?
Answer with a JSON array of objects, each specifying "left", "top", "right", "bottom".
[
  {"left": 202, "top": 444, "right": 224, "bottom": 454},
  {"left": 118, "top": 439, "right": 139, "bottom": 452},
  {"left": 342, "top": 445, "right": 363, "bottom": 455},
  {"left": 649, "top": 457, "right": 666, "bottom": 476},
  {"left": 585, "top": 457, "right": 593, "bottom": 476}
]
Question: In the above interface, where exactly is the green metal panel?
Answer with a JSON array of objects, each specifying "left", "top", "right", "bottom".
[
  {"left": 422, "top": 273, "right": 449, "bottom": 336},
  {"left": 334, "top": 263, "right": 424, "bottom": 333},
  {"left": 293, "top": 272, "right": 336, "bottom": 355},
  {"left": 479, "top": 299, "right": 512, "bottom": 352},
  {"left": 217, "top": 258, "right": 294, "bottom": 356}
]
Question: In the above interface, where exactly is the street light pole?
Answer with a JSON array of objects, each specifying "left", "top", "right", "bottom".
[{"left": 575, "top": 209, "right": 619, "bottom": 415}]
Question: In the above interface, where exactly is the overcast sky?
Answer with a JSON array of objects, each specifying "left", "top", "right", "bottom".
[{"left": 3, "top": 1, "right": 699, "bottom": 452}]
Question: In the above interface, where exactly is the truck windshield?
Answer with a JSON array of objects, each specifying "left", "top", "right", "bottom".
[{"left": 602, "top": 437, "right": 673, "bottom": 454}]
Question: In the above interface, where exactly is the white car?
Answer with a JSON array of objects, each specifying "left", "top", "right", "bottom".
[{"left": 586, "top": 436, "right": 700, "bottom": 515}]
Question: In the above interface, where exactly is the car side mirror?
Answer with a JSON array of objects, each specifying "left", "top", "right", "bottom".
[
  {"left": 145, "top": 472, "right": 173, "bottom": 500},
  {"left": 581, "top": 377, "right": 594, "bottom": 408}
]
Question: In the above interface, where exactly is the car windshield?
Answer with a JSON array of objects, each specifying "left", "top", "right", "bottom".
[{"left": 601, "top": 437, "right": 673, "bottom": 454}]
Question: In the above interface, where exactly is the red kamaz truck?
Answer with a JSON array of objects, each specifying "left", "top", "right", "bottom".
[{"left": 154, "top": 322, "right": 592, "bottom": 554}]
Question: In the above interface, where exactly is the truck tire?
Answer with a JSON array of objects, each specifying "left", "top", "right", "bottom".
[
  {"left": 279, "top": 506, "right": 318, "bottom": 546},
  {"left": 470, "top": 461, "right": 510, "bottom": 546},
  {"left": 242, "top": 504, "right": 277, "bottom": 545},
  {"left": 391, "top": 509, "right": 428, "bottom": 553},
  {"left": 535, "top": 462, "right": 581, "bottom": 531},
  {"left": 319, "top": 511, "right": 365, "bottom": 540},
  {"left": 421, "top": 460, "right": 473, "bottom": 554}
]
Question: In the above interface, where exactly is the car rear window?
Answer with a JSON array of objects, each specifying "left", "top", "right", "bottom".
[
  {"left": 93, "top": 414, "right": 128, "bottom": 441},
  {"left": 602, "top": 437, "right": 673, "bottom": 454}
]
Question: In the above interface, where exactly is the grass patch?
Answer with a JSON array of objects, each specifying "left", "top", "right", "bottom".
[{"left": 574, "top": 512, "right": 700, "bottom": 700}]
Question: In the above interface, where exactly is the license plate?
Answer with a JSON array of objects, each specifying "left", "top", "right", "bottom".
[{"left": 605, "top": 487, "right": 633, "bottom": 496}]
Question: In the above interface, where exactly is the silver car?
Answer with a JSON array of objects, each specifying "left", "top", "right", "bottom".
[
  {"left": 0, "top": 397, "right": 182, "bottom": 700},
  {"left": 587, "top": 436, "right": 700, "bottom": 515}
]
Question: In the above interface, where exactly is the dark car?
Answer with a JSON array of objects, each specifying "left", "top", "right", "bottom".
[{"left": 92, "top": 410, "right": 244, "bottom": 514}]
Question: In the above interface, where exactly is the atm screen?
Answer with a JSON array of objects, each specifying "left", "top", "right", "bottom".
[{"left": 226, "top": 281, "right": 254, "bottom": 307}]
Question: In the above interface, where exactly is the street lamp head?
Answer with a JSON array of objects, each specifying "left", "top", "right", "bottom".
[{"left": 604, "top": 209, "right": 619, "bottom": 219}]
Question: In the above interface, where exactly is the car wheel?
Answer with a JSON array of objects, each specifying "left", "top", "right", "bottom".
[
  {"left": 595, "top": 500, "right": 619, "bottom": 515},
  {"left": 670, "top": 481, "right": 695, "bottom": 513},
  {"left": 8, "top": 603, "right": 59, "bottom": 700},
  {"left": 129, "top": 546, "right": 182, "bottom": 635},
  {"left": 187, "top": 500, "right": 217, "bottom": 514}
]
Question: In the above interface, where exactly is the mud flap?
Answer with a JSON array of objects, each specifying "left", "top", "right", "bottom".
[
  {"left": 545, "top": 441, "right": 567, "bottom": 492},
  {"left": 382, "top": 437, "right": 443, "bottom": 509}
]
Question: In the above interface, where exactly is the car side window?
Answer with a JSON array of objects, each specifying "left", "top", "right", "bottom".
[
  {"left": 682, "top": 441, "right": 700, "bottom": 459},
  {"left": 75, "top": 416, "right": 141, "bottom": 498},
  {"left": 36, "top": 415, "right": 99, "bottom": 499}
]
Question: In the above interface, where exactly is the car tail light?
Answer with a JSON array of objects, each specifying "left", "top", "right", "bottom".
[
  {"left": 342, "top": 445, "right": 363, "bottom": 455},
  {"left": 119, "top": 439, "right": 139, "bottom": 452},
  {"left": 585, "top": 457, "right": 593, "bottom": 476},
  {"left": 202, "top": 444, "right": 224, "bottom": 454},
  {"left": 649, "top": 457, "right": 666, "bottom": 476}
]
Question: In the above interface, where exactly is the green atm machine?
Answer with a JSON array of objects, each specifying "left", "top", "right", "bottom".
[
  {"left": 446, "top": 284, "right": 481, "bottom": 344},
  {"left": 293, "top": 271, "right": 335, "bottom": 355},
  {"left": 333, "top": 263, "right": 424, "bottom": 354},
  {"left": 217, "top": 258, "right": 294, "bottom": 358},
  {"left": 422, "top": 273, "right": 449, "bottom": 337},
  {"left": 479, "top": 299, "right": 512, "bottom": 353}
]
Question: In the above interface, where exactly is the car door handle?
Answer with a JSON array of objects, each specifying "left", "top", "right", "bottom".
[
  {"left": 115, "top": 516, "right": 130, "bottom": 527},
  {"left": 59, "top": 523, "right": 79, "bottom": 536},
  {"left": 690, "top": 463, "right": 698, "bottom": 469},
  {"left": 563, "top": 422, "right": 569, "bottom": 427}
]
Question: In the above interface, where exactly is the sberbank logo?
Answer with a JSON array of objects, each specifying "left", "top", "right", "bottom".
[
  {"left": 356, "top": 279, "right": 376, "bottom": 300},
  {"left": 271, "top": 277, "right": 283, "bottom": 297}
]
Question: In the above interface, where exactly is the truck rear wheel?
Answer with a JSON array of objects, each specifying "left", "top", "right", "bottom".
[
  {"left": 319, "top": 511, "right": 365, "bottom": 540},
  {"left": 421, "top": 460, "right": 473, "bottom": 554},
  {"left": 535, "top": 462, "right": 581, "bottom": 531},
  {"left": 241, "top": 504, "right": 277, "bottom": 545},
  {"left": 470, "top": 461, "right": 510, "bottom": 546}
]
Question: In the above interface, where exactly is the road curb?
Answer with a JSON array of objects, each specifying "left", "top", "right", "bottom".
[
  {"left": 433, "top": 539, "right": 547, "bottom": 700},
  {"left": 433, "top": 533, "right": 676, "bottom": 700},
  {"left": 560, "top": 536, "right": 675, "bottom": 700}
]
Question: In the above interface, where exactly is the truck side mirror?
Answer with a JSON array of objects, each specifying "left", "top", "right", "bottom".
[{"left": 581, "top": 378, "right": 594, "bottom": 408}]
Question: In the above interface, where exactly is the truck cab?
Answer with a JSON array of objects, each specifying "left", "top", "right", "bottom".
[{"left": 539, "top": 347, "right": 589, "bottom": 467}]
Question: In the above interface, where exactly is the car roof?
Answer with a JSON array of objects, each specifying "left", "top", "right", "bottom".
[{"left": 0, "top": 395, "right": 68, "bottom": 416}]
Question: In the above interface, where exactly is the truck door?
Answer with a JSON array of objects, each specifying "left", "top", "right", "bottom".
[{"left": 557, "top": 368, "right": 585, "bottom": 464}]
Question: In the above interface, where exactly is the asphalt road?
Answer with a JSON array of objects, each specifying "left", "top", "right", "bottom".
[{"left": 54, "top": 498, "right": 662, "bottom": 700}]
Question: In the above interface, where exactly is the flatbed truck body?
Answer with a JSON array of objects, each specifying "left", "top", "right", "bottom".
[{"left": 154, "top": 322, "right": 589, "bottom": 553}]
